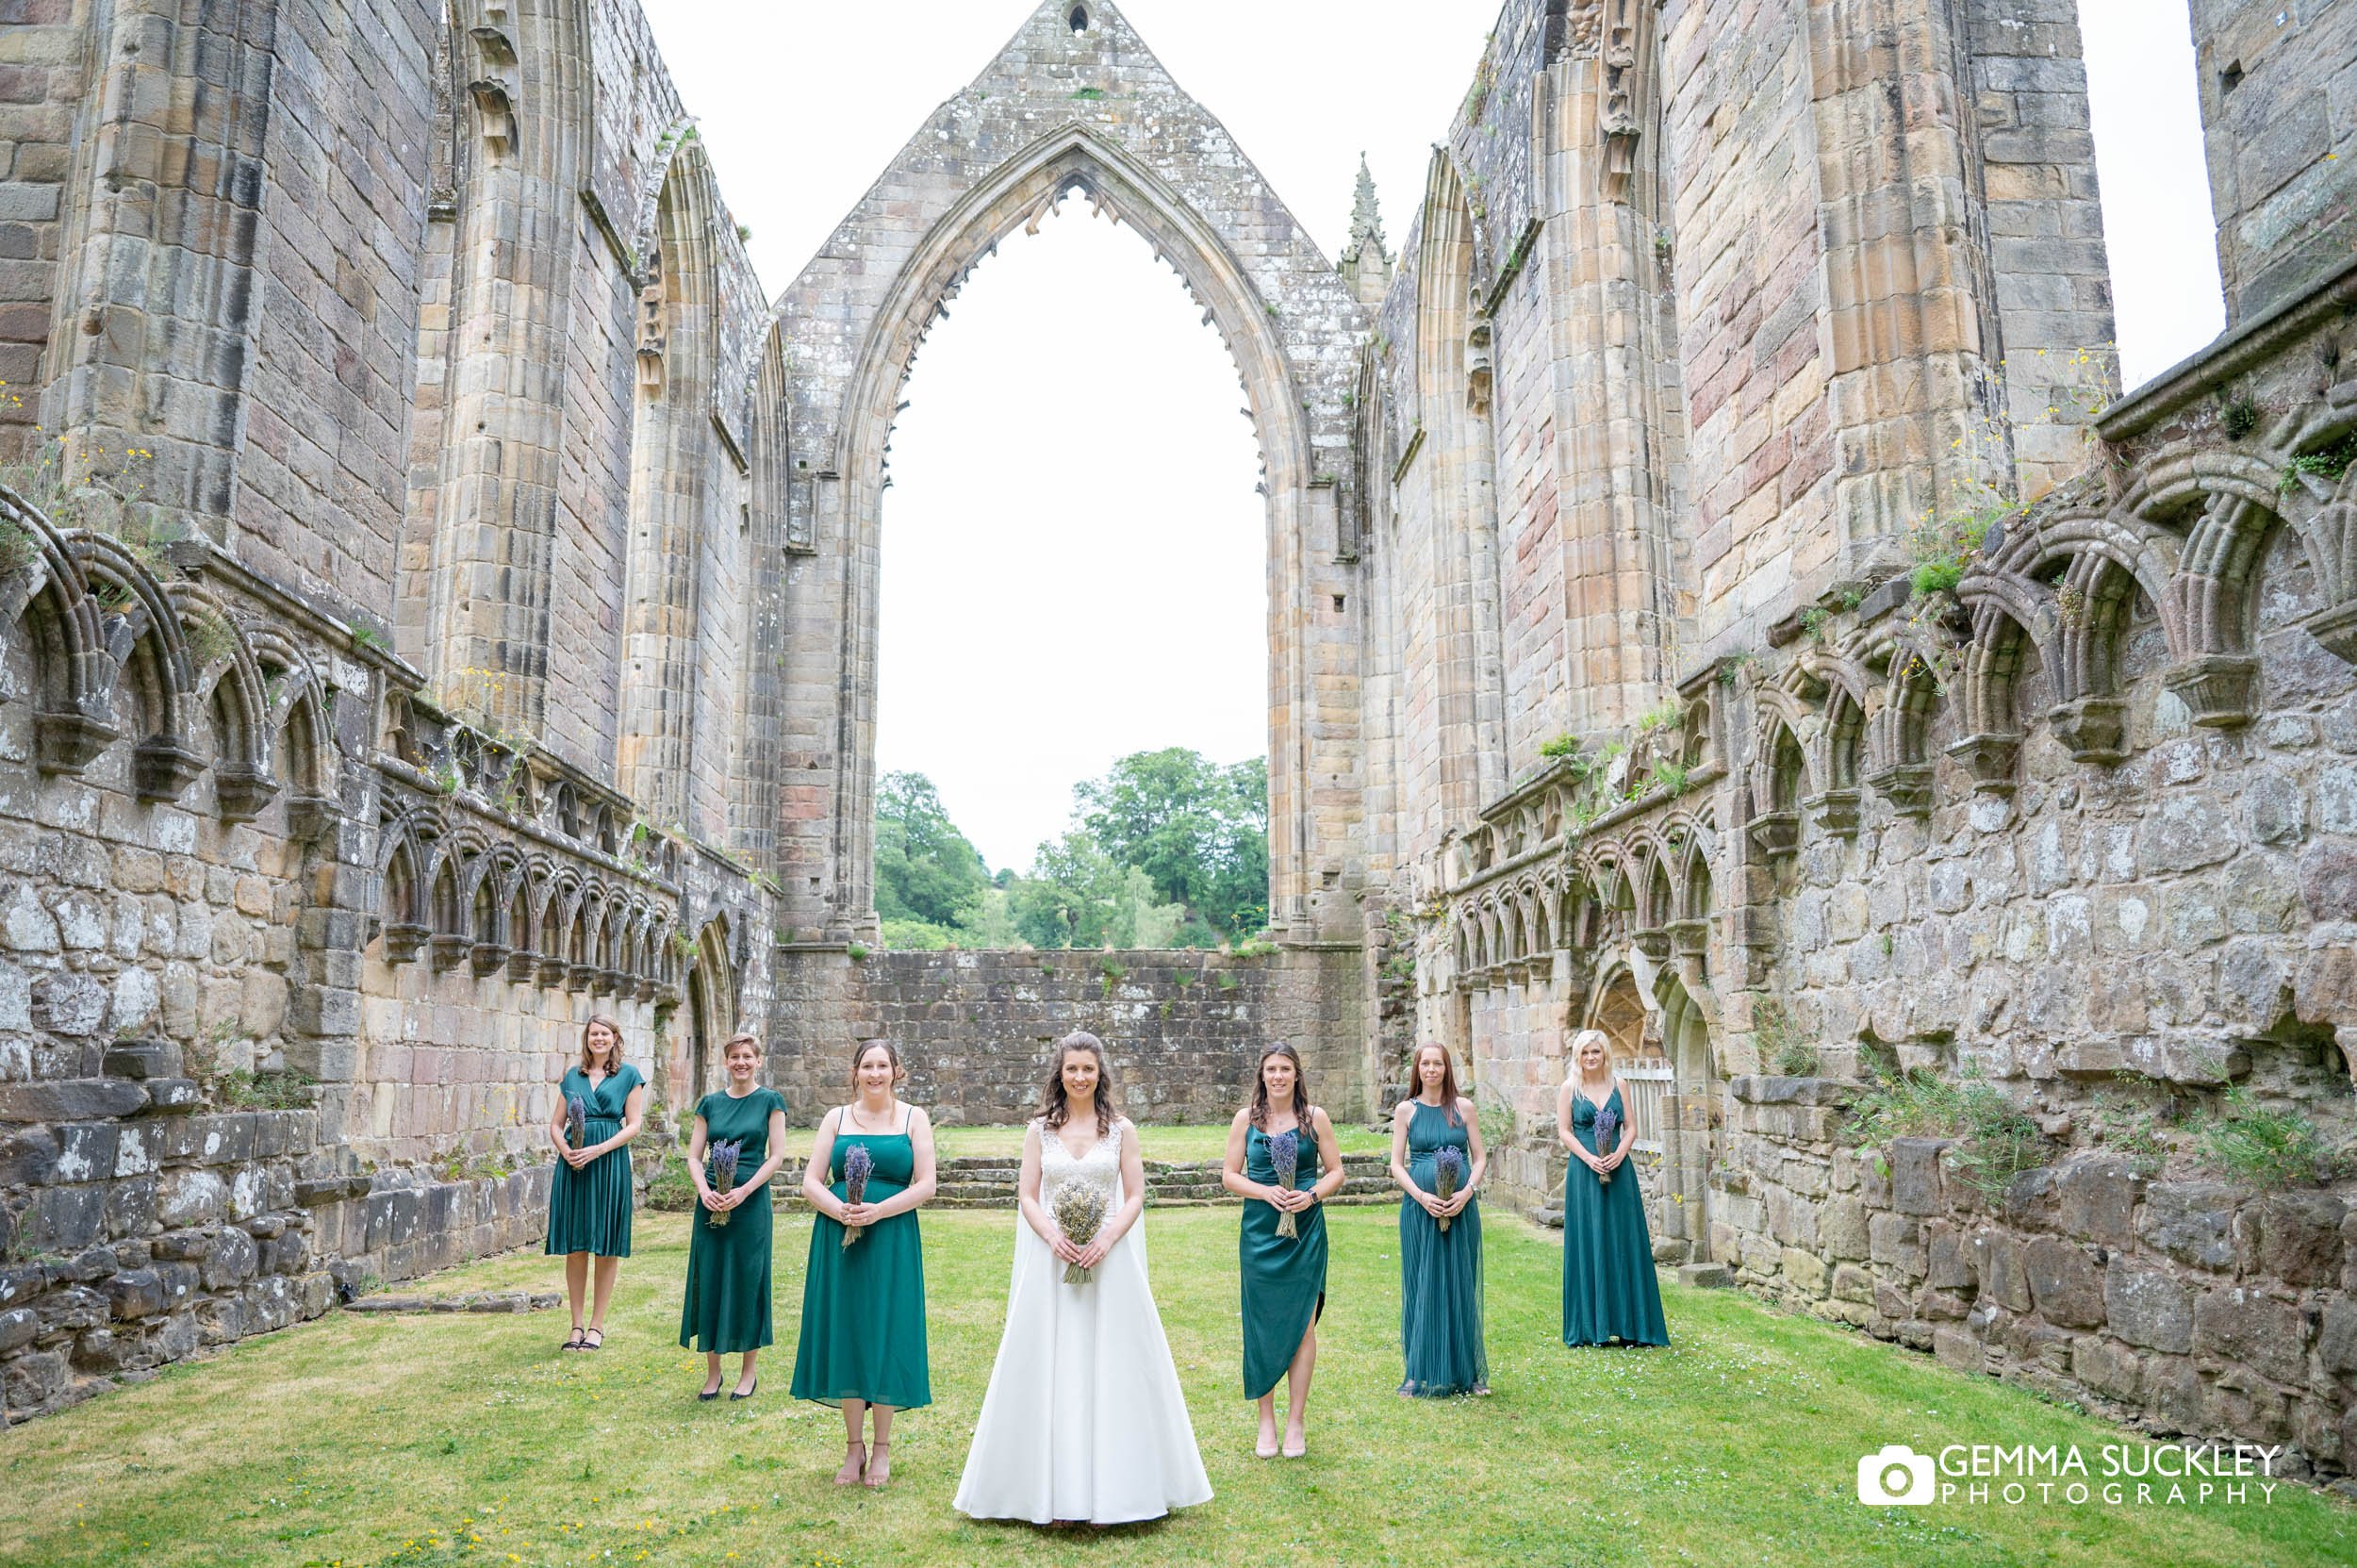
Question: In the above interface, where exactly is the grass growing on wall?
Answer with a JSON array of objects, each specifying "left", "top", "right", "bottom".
[{"left": 2, "top": 1211, "right": 2347, "bottom": 1567}]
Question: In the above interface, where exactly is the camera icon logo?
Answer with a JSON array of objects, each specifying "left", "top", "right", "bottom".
[{"left": 1856, "top": 1444, "right": 1936, "bottom": 1506}]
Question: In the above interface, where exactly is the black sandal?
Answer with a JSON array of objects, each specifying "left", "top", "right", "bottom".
[
  {"left": 560, "top": 1327, "right": 585, "bottom": 1352},
  {"left": 581, "top": 1329, "right": 603, "bottom": 1352}
]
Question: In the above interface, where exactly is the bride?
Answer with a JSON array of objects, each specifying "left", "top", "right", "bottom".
[{"left": 953, "top": 1031, "right": 1212, "bottom": 1526}]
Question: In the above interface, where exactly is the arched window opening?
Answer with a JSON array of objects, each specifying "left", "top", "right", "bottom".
[{"left": 1068, "top": 6, "right": 1089, "bottom": 33}]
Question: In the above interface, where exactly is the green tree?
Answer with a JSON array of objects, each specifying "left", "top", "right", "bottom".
[
  {"left": 1074, "top": 749, "right": 1268, "bottom": 939},
  {"left": 874, "top": 770, "right": 990, "bottom": 930}
]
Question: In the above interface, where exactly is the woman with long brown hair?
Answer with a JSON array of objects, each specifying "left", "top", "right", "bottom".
[
  {"left": 793, "top": 1038, "right": 937, "bottom": 1488},
  {"left": 1221, "top": 1042, "right": 1345, "bottom": 1457},
  {"left": 953, "top": 1032, "right": 1211, "bottom": 1525},
  {"left": 1389, "top": 1040, "right": 1488, "bottom": 1395},
  {"left": 544, "top": 1014, "right": 648, "bottom": 1352}
]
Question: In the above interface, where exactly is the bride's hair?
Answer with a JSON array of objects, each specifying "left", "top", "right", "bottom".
[
  {"left": 1041, "top": 1031, "right": 1114, "bottom": 1138},
  {"left": 1247, "top": 1043, "right": 1310, "bottom": 1131}
]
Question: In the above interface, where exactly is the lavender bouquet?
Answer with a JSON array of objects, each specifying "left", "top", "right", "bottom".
[
  {"left": 1593, "top": 1104, "right": 1621, "bottom": 1188},
  {"left": 840, "top": 1141, "right": 874, "bottom": 1249},
  {"left": 1267, "top": 1128, "right": 1302, "bottom": 1240},
  {"left": 1432, "top": 1145, "right": 1465, "bottom": 1232},
  {"left": 565, "top": 1094, "right": 586, "bottom": 1151},
  {"left": 1051, "top": 1180, "right": 1110, "bottom": 1284},
  {"left": 707, "top": 1138, "right": 744, "bottom": 1228}
]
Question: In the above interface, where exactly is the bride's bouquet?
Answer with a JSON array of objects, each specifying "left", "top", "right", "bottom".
[
  {"left": 1267, "top": 1127, "right": 1302, "bottom": 1240},
  {"left": 1051, "top": 1180, "right": 1111, "bottom": 1284}
]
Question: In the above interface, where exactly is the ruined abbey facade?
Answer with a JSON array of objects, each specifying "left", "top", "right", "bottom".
[{"left": 2, "top": 0, "right": 2354, "bottom": 1480}]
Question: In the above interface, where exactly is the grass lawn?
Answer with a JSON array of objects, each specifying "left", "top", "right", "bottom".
[
  {"left": 922, "top": 1121, "right": 1393, "bottom": 1163},
  {"left": 2, "top": 1208, "right": 2346, "bottom": 1568}
]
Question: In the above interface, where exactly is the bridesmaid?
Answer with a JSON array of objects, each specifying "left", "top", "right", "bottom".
[
  {"left": 680, "top": 1031, "right": 789, "bottom": 1400},
  {"left": 1389, "top": 1042, "right": 1488, "bottom": 1396},
  {"left": 793, "top": 1038, "right": 937, "bottom": 1489},
  {"left": 1557, "top": 1027, "right": 1670, "bottom": 1347},
  {"left": 1220, "top": 1043, "right": 1344, "bottom": 1459},
  {"left": 544, "top": 1014, "right": 648, "bottom": 1352}
]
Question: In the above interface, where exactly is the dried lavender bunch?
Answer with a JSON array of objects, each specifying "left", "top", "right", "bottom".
[
  {"left": 1051, "top": 1179, "right": 1110, "bottom": 1284},
  {"left": 841, "top": 1141, "right": 875, "bottom": 1249},
  {"left": 1432, "top": 1145, "right": 1465, "bottom": 1233},
  {"left": 565, "top": 1094, "right": 586, "bottom": 1151},
  {"left": 1593, "top": 1104, "right": 1621, "bottom": 1187},
  {"left": 708, "top": 1139, "right": 743, "bottom": 1229},
  {"left": 1267, "top": 1127, "right": 1302, "bottom": 1240}
]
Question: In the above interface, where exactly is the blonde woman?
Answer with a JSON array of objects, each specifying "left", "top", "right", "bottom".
[
  {"left": 545, "top": 1014, "right": 649, "bottom": 1352},
  {"left": 680, "top": 1032, "right": 790, "bottom": 1399},
  {"left": 1556, "top": 1027, "right": 1668, "bottom": 1347}
]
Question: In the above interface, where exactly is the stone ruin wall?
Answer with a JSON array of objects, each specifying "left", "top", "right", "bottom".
[
  {"left": 0, "top": 0, "right": 776, "bottom": 1423},
  {"left": 767, "top": 946, "right": 1368, "bottom": 1135},
  {"left": 1370, "top": 0, "right": 2357, "bottom": 1485}
]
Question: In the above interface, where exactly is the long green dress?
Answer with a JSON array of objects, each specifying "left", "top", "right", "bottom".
[
  {"left": 678, "top": 1086, "right": 786, "bottom": 1355},
  {"left": 1561, "top": 1084, "right": 1670, "bottom": 1347},
  {"left": 1240, "top": 1120, "right": 1328, "bottom": 1399},
  {"left": 790, "top": 1104, "right": 932, "bottom": 1409},
  {"left": 544, "top": 1063, "right": 643, "bottom": 1258},
  {"left": 1398, "top": 1098, "right": 1486, "bottom": 1396}
]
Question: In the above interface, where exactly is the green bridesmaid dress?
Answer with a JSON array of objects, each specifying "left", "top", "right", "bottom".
[
  {"left": 1560, "top": 1084, "right": 1670, "bottom": 1347},
  {"left": 1239, "top": 1120, "right": 1327, "bottom": 1400},
  {"left": 544, "top": 1062, "right": 643, "bottom": 1258},
  {"left": 1398, "top": 1098, "right": 1486, "bottom": 1396},
  {"left": 790, "top": 1104, "right": 932, "bottom": 1410},
  {"left": 679, "top": 1085, "right": 787, "bottom": 1355}
]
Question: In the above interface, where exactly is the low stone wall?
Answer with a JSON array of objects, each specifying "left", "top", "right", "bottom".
[
  {"left": 770, "top": 947, "right": 1367, "bottom": 1127},
  {"left": 1723, "top": 1074, "right": 2357, "bottom": 1483}
]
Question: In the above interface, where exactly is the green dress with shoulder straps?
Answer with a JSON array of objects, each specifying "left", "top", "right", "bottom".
[{"left": 790, "top": 1103, "right": 932, "bottom": 1409}]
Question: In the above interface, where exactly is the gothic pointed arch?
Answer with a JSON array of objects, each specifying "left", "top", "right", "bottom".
[{"left": 772, "top": 0, "right": 1367, "bottom": 948}]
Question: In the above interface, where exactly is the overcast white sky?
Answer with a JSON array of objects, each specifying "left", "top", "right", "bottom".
[{"left": 641, "top": 0, "right": 2221, "bottom": 874}]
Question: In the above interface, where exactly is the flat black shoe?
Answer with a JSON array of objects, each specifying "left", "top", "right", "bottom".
[{"left": 730, "top": 1377, "right": 758, "bottom": 1401}]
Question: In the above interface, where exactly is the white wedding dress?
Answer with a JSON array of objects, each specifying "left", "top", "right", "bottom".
[{"left": 953, "top": 1119, "right": 1213, "bottom": 1525}]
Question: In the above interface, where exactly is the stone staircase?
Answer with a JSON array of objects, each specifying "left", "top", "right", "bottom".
[{"left": 770, "top": 1153, "right": 1398, "bottom": 1212}]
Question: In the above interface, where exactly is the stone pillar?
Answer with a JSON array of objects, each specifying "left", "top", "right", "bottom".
[
  {"left": 618, "top": 158, "right": 717, "bottom": 826},
  {"left": 41, "top": 0, "right": 281, "bottom": 529},
  {"left": 1535, "top": 3, "right": 1687, "bottom": 737},
  {"left": 2188, "top": 0, "right": 2357, "bottom": 325},
  {"left": 418, "top": 0, "right": 588, "bottom": 734}
]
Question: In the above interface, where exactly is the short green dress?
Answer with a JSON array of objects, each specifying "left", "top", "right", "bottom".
[
  {"left": 678, "top": 1086, "right": 787, "bottom": 1355},
  {"left": 1561, "top": 1084, "right": 1670, "bottom": 1347},
  {"left": 791, "top": 1104, "right": 932, "bottom": 1410},
  {"left": 1240, "top": 1120, "right": 1327, "bottom": 1399},
  {"left": 544, "top": 1063, "right": 643, "bottom": 1258},
  {"left": 1398, "top": 1098, "right": 1486, "bottom": 1396}
]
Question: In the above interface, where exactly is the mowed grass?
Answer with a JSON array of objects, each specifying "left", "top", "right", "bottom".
[
  {"left": 1, "top": 1208, "right": 2347, "bottom": 1568},
  {"left": 923, "top": 1121, "right": 1392, "bottom": 1163}
]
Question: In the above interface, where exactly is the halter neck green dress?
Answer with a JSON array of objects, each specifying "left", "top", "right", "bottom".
[
  {"left": 1240, "top": 1120, "right": 1327, "bottom": 1399},
  {"left": 1398, "top": 1098, "right": 1486, "bottom": 1396},
  {"left": 791, "top": 1104, "right": 932, "bottom": 1410},
  {"left": 1561, "top": 1084, "right": 1670, "bottom": 1347},
  {"left": 678, "top": 1086, "right": 786, "bottom": 1355},
  {"left": 544, "top": 1063, "right": 642, "bottom": 1258}
]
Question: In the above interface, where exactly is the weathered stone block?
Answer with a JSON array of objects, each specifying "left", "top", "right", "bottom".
[
  {"left": 2023, "top": 1236, "right": 2103, "bottom": 1329},
  {"left": 2103, "top": 1262, "right": 2193, "bottom": 1353},
  {"left": 105, "top": 1268, "right": 166, "bottom": 1320},
  {"left": 1887, "top": 1137, "right": 1950, "bottom": 1215},
  {"left": 0, "top": 1079, "right": 146, "bottom": 1123},
  {"left": 2193, "top": 1286, "right": 2306, "bottom": 1386},
  {"left": 2055, "top": 1159, "right": 2138, "bottom": 1247},
  {"left": 2140, "top": 1181, "right": 2238, "bottom": 1270},
  {"left": 2251, "top": 1193, "right": 2346, "bottom": 1287}
]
